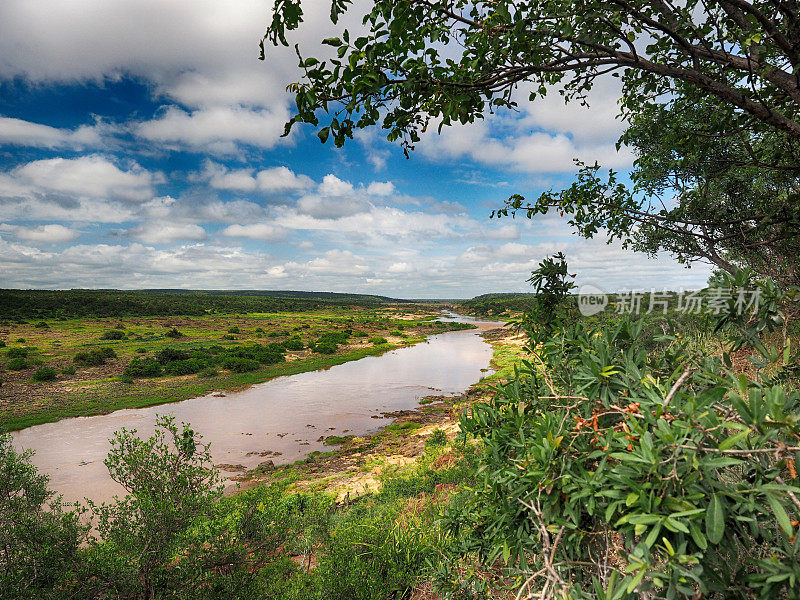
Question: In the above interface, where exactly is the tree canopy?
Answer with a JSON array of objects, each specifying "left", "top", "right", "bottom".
[{"left": 264, "top": 0, "right": 800, "bottom": 283}]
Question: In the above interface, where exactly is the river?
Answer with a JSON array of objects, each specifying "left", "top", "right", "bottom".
[{"left": 11, "top": 314, "right": 501, "bottom": 504}]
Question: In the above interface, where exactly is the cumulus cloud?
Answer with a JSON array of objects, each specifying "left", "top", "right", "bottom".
[
  {"left": 366, "top": 181, "right": 396, "bottom": 196},
  {"left": 10, "top": 155, "right": 159, "bottom": 202},
  {"left": 221, "top": 223, "right": 287, "bottom": 241},
  {"left": 129, "top": 223, "right": 207, "bottom": 244},
  {"left": 197, "top": 161, "right": 313, "bottom": 194},
  {"left": 0, "top": 117, "right": 110, "bottom": 149},
  {"left": 135, "top": 105, "right": 291, "bottom": 154},
  {"left": 0, "top": 223, "right": 81, "bottom": 243}
]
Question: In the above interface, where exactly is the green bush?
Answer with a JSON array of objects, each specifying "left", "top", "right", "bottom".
[
  {"left": 227, "top": 326, "right": 240, "bottom": 334},
  {"left": 100, "top": 329, "right": 125, "bottom": 340},
  {"left": 425, "top": 429, "right": 448, "bottom": 447},
  {"left": 0, "top": 434, "right": 86, "bottom": 597},
  {"left": 123, "top": 357, "right": 163, "bottom": 378},
  {"left": 6, "top": 347, "right": 29, "bottom": 359},
  {"left": 74, "top": 348, "right": 117, "bottom": 366},
  {"left": 198, "top": 367, "right": 218, "bottom": 378},
  {"left": 221, "top": 357, "right": 260, "bottom": 373},
  {"left": 15, "top": 338, "right": 25, "bottom": 343},
  {"left": 165, "top": 327, "right": 183, "bottom": 338},
  {"left": 368, "top": 336, "right": 388, "bottom": 345},
  {"left": 31, "top": 366, "right": 57, "bottom": 382},
  {"left": 0, "top": 341, "right": 5, "bottom": 348},
  {"left": 312, "top": 339, "right": 338, "bottom": 354},
  {"left": 282, "top": 335, "right": 304, "bottom": 351},
  {"left": 221, "top": 334, "right": 235, "bottom": 340},
  {"left": 34, "top": 321, "right": 49, "bottom": 329},
  {"left": 7, "top": 357, "right": 28, "bottom": 370},
  {"left": 436, "top": 258, "right": 800, "bottom": 600},
  {"left": 155, "top": 347, "right": 190, "bottom": 364},
  {"left": 61, "top": 364, "right": 77, "bottom": 376},
  {"left": 164, "top": 358, "right": 208, "bottom": 376}
]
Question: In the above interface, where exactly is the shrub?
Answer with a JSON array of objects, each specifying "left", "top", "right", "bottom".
[
  {"left": 198, "top": 367, "right": 218, "bottom": 378},
  {"left": 221, "top": 334, "right": 235, "bottom": 340},
  {"left": 165, "top": 327, "right": 183, "bottom": 338},
  {"left": 31, "top": 366, "right": 57, "bottom": 382},
  {"left": 221, "top": 357, "right": 260, "bottom": 373},
  {"left": 368, "top": 336, "right": 388, "bottom": 345},
  {"left": 282, "top": 335, "right": 304, "bottom": 351},
  {"left": 61, "top": 365, "right": 77, "bottom": 376},
  {"left": 435, "top": 258, "right": 800, "bottom": 600},
  {"left": 136, "top": 347, "right": 148, "bottom": 353},
  {"left": 425, "top": 429, "right": 448, "bottom": 447},
  {"left": 100, "top": 330, "right": 125, "bottom": 340},
  {"left": 164, "top": 358, "right": 207, "bottom": 376},
  {"left": 0, "top": 341, "right": 5, "bottom": 348},
  {"left": 0, "top": 434, "right": 86, "bottom": 597},
  {"left": 227, "top": 326, "right": 240, "bottom": 334},
  {"left": 7, "top": 357, "right": 28, "bottom": 370},
  {"left": 34, "top": 321, "right": 49, "bottom": 329},
  {"left": 155, "top": 347, "right": 190, "bottom": 364},
  {"left": 6, "top": 347, "right": 29, "bottom": 359},
  {"left": 312, "top": 339, "right": 338, "bottom": 354},
  {"left": 85, "top": 416, "right": 232, "bottom": 599},
  {"left": 15, "top": 338, "right": 25, "bottom": 343},
  {"left": 74, "top": 348, "right": 117, "bottom": 366},
  {"left": 351, "top": 330, "right": 368, "bottom": 338},
  {"left": 254, "top": 327, "right": 264, "bottom": 333},
  {"left": 123, "top": 357, "right": 163, "bottom": 378},
  {"left": 390, "top": 330, "right": 407, "bottom": 337}
]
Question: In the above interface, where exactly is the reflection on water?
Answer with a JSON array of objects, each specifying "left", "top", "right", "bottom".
[{"left": 12, "top": 316, "right": 501, "bottom": 504}]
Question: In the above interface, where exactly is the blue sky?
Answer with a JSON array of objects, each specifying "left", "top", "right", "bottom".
[{"left": 0, "top": 0, "right": 712, "bottom": 298}]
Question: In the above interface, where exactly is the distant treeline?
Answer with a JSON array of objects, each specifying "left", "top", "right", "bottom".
[
  {"left": 459, "top": 293, "right": 538, "bottom": 315},
  {"left": 0, "top": 289, "right": 395, "bottom": 319}
]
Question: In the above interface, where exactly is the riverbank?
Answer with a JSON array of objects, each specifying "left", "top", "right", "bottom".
[
  {"left": 233, "top": 326, "right": 524, "bottom": 502},
  {"left": 1, "top": 307, "right": 472, "bottom": 431}
]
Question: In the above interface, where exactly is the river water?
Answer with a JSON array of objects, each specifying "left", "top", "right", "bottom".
[{"left": 12, "top": 314, "right": 502, "bottom": 504}]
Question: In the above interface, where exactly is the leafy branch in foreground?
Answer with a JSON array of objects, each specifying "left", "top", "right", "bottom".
[{"left": 435, "top": 257, "right": 800, "bottom": 599}]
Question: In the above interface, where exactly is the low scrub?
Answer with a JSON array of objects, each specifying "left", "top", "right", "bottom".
[
  {"left": 74, "top": 348, "right": 117, "bottom": 367},
  {"left": 31, "top": 366, "right": 57, "bottom": 382},
  {"left": 99, "top": 330, "right": 125, "bottom": 340}
]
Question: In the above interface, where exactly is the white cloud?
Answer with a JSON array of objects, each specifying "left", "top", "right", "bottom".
[
  {"left": 11, "top": 155, "right": 158, "bottom": 202},
  {"left": 221, "top": 223, "right": 287, "bottom": 241},
  {"left": 135, "top": 105, "right": 290, "bottom": 154},
  {"left": 366, "top": 181, "right": 396, "bottom": 196},
  {"left": 130, "top": 223, "right": 207, "bottom": 244},
  {"left": 0, "top": 223, "right": 81, "bottom": 243},
  {"left": 196, "top": 162, "right": 313, "bottom": 194},
  {"left": 0, "top": 116, "right": 109, "bottom": 149}
]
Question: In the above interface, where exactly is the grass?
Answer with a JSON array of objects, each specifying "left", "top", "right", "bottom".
[{"left": 0, "top": 307, "right": 472, "bottom": 431}]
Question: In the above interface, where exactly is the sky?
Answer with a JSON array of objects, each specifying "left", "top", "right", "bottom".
[{"left": 0, "top": 0, "right": 713, "bottom": 298}]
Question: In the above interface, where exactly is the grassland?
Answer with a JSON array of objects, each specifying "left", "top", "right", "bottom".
[{"left": 0, "top": 305, "right": 473, "bottom": 431}]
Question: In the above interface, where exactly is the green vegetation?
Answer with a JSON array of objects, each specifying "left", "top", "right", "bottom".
[
  {"left": 368, "top": 336, "right": 387, "bottom": 345},
  {"left": 0, "top": 413, "right": 477, "bottom": 600},
  {"left": 0, "top": 289, "right": 399, "bottom": 319},
  {"left": 99, "top": 330, "right": 125, "bottom": 340},
  {"left": 0, "top": 305, "right": 461, "bottom": 431},
  {"left": 31, "top": 366, "right": 57, "bottom": 382}
]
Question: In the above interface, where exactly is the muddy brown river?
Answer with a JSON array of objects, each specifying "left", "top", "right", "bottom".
[{"left": 12, "top": 314, "right": 502, "bottom": 504}]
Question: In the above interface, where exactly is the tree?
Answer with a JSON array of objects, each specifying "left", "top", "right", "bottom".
[
  {"left": 264, "top": 0, "right": 800, "bottom": 281},
  {"left": 498, "top": 89, "right": 800, "bottom": 287},
  {"left": 0, "top": 434, "right": 85, "bottom": 599},
  {"left": 85, "top": 415, "right": 226, "bottom": 600}
]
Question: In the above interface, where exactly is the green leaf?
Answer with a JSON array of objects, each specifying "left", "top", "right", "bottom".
[
  {"left": 766, "top": 494, "right": 793, "bottom": 536},
  {"left": 706, "top": 493, "right": 725, "bottom": 544},
  {"left": 718, "top": 429, "right": 750, "bottom": 451}
]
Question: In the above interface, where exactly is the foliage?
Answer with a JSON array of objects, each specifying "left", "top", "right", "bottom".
[
  {"left": 436, "top": 259, "right": 800, "bottom": 599},
  {"left": 6, "top": 347, "right": 30, "bottom": 359},
  {"left": 0, "top": 434, "right": 86, "bottom": 599},
  {"left": 369, "top": 336, "right": 388, "bottom": 345},
  {"left": 165, "top": 327, "right": 183, "bottom": 339},
  {"left": 7, "top": 357, "right": 28, "bottom": 371},
  {"left": 99, "top": 330, "right": 125, "bottom": 340},
  {"left": 0, "top": 289, "right": 393, "bottom": 319},
  {"left": 123, "top": 357, "right": 163, "bottom": 378},
  {"left": 31, "top": 366, "right": 57, "bottom": 382},
  {"left": 265, "top": 0, "right": 800, "bottom": 284},
  {"left": 74, "top": 348, "right": 117, "bottom": 367},
  {"left": 83, "top": 415, "right": 231, "bottom": 599},
  {"left": 282, "top": 335, "right": 305, "bottom": 350}
]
